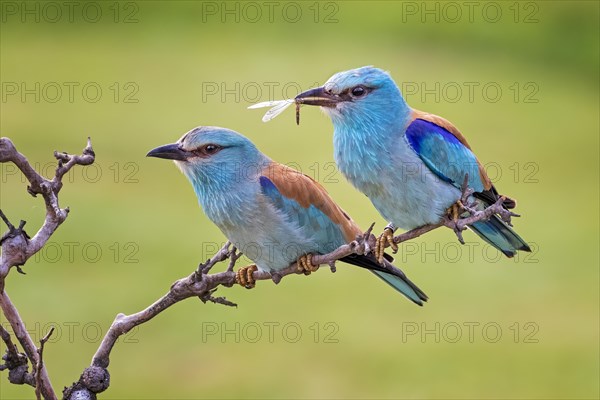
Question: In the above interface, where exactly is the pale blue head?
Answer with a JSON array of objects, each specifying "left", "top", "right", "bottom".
[
  {"left": 147, "top": 126, "right": 269, "bottom": 192},
  {"left": 295, "top": 66, "right": 410, "bottom": 129}
]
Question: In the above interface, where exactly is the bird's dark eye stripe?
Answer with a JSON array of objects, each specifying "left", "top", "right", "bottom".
[
  {"left": 191, "top": 144, "right": 223, "bottom": 156},
  {"left": 340, "top": 86, "right": 371, "bottom": 99}
]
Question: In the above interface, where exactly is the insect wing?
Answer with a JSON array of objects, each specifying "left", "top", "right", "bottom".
[{"left": 261, "top": 100, "right": 294, "bottom": 122}]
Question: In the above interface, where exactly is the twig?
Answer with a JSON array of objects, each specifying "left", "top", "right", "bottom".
[
  {"left": 0, "top": 325, "right": 20, "bottom": 362},
  {"left": 35, "top": 327, "right": 55, "bottom": 400},
  {"left": 200, "top": 288, "right": 238, "bottom": 307},
  {"left": 225, "top": 247, "right": 242, "bottom": 273},
  {"left": 194, "top": 241, "right": 232, "bottom": 277}
]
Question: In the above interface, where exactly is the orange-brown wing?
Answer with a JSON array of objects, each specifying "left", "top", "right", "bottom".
[
  {"left": 261, "top": 162, "right": 360, "bottom": 243},
  {"left": 410, "top": 109, "right": 492, "bottom": 190}
]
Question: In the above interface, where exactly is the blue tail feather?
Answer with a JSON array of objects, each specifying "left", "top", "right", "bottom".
[
  {"left": 470, "top": 215, "right": 531, "bottom": 258},
  {"left": 371, "top": 270, "right": 428, "bottom": 306},
  {"left": 340, "top": 254, "right": 427, "bottom": 305}
]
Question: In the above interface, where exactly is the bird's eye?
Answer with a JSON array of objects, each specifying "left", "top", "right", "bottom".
[
  {"left": 351, "top": 86, "right": 367, "bottom": 97},
  {"left": 196, "top": 144, "right": 222, "bottom": 156}
]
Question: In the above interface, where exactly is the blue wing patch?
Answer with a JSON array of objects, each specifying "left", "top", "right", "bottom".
[
  {"left": 405, "top": 119, "right": 484, "bottom": 192},
  {"left": 259, "top": 176, "right": 278, "bottom": 194}
]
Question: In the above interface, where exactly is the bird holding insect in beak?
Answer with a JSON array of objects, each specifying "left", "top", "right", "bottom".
[
  {"left": 293, "top": 66, "right": 530, "bottom": 263},
  {"left": 147, "top": 126, "right": 428, "bottom": 305}
]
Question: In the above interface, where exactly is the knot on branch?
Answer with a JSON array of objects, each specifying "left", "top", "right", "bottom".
[
  {"left": 63, "top": 366, "right": 109, "bottom": 400},
  {"left": 1, "top": 347, "right": 27, "bottom": 370},
  {"left": 0, "top": 212, "right": 31, "bottom": 276},
  {"left": 0, "top": 229, "right": 29, "bottom": 258},
  {"left": 29, "top": 180, "right": 52, "bottom": 198},
  {"left": 352, "top": 222, "right": 376, "bottom": 256},
  {"left": 1, "top": 350, "right": 35, "bottom": 386},
  {"left": 63, "top": 383, "right": 96, "bottom": 400},
  {"left": 82, "top": 366, "right": 110, "bottom": 393},
  {"left": 8, "top": 363, "right": 35, "bottom": 386},
  {"left": 0, "top": 212, "right": 30, "bottom": 244}
]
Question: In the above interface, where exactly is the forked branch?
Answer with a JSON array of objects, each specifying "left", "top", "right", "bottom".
[{"left": 0, "top": 137, "right": 95, "bottom": 400}]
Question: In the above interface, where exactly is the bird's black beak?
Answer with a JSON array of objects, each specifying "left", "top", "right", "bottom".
[
  {"left": 295, "top": 86, "right": 341, "bottom": 108},
  {"left": 146, "top": 143, "right": 189, "bottom": 161}
]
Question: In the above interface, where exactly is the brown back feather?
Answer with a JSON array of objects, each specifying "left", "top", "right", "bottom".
[{"left": 262, "top": 162, "right": 361, "bottom": 242}]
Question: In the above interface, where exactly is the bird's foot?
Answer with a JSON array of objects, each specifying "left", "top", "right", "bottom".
[
  {"left": 296, "top": 254, "right": 319, "bottom": 275},
  {"left": 375, "top": 224, "right": 398, "bottom": 264},
  {"left": 235, "top": 264, "right": 258, "bottom": 289},
  {"left": 449, "top": 196, "right": 480, "bottom": 220},
  {"left": 446, "top": 202, "right": 468, "bottom": 244},
  {"left": 447, "top": 201, "right": 463, "bottom": 223}
]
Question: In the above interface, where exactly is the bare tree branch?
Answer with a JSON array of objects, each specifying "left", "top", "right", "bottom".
[
  {"left": 0, "top": 136, "right": 520, "bottom": 399},
  {"left": 67, "top": 192, "right": 511, "bottom": 397},
  {"left": 0, "top": 137, "right": 95, "bottom": 400},
  {"left": 68, "top": 171, "right": 520, "bottom": 399}
]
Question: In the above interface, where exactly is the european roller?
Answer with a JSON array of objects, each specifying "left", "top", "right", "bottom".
[
  {"left": 147, "top": 126, "right": 428, "bottom": 305},
  {"left": 294, "top": 66, "right": 530, "bottom": 262}
]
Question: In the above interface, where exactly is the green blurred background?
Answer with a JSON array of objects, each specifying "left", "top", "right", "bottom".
[{"left": 1, "top": 1, "right": 598, "bottom": 399}]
